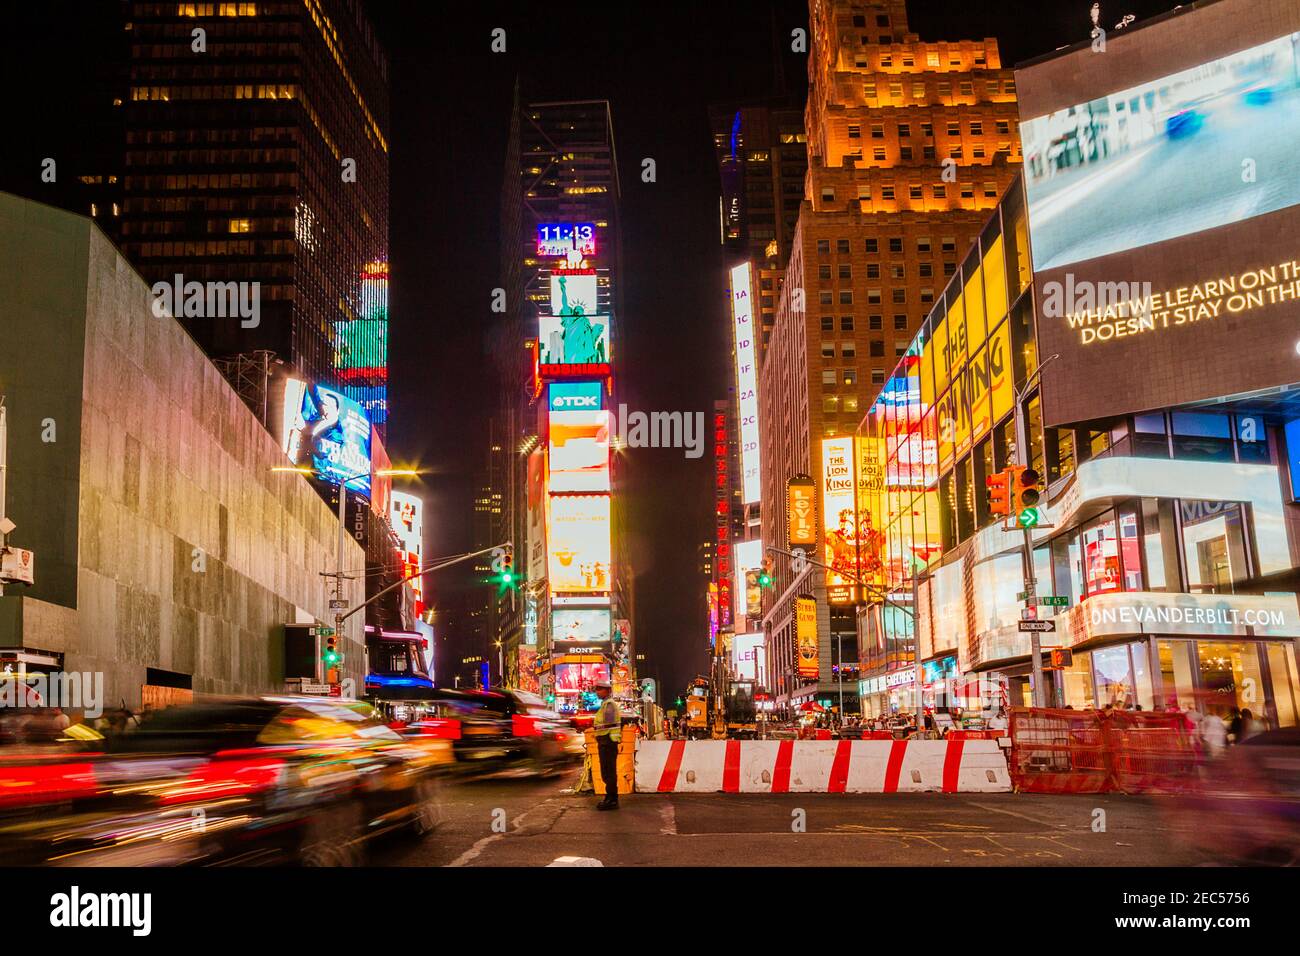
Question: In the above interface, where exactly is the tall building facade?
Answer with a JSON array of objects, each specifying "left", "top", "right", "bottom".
[
  {"left": 496, "top": 97, "right": 633, "bottom": 708},
  {"left": 757, "top": 0, "right": 1022, "bottom": 714},
  {"left": 710, "top": 104, "right": 808, "bottom": 355},
  {"left": 119, "top": 0, "right": 391, "bottom": 428}
]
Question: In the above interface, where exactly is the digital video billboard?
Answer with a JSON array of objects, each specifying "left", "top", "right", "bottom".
[
  {"left": 554, "top": 661, "right": 610, "bottom": 695},
  {"left": 548, "top": 409, "right": 611, "bottom": 493},
  {"left": 552, "top": 608, "right": 611, "bottom": 644},
  {"left": 1015, "top": 0, "right": 1300, "bottom": 425},
  {"left": 732, "top": 632, "right": 765, "bottom": 683},
  {"left": 537, "top": 315, "right": 610, "bottom": 375},
  {"left": 546, "top": 494, "right": 611, "bottom": 593},
  {"left": 281, "top": 379, "right": 372, "bottom": 494},
  {"left": 821, "top": 437, "right": 859, "bottom": 605}
]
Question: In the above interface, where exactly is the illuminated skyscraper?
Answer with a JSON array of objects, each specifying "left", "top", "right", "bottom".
[{"left": 118, "top": 0, "right": 390, "bottom": 424}]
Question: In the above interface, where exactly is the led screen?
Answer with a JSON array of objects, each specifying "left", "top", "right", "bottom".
[
  {"left": 282, "top": 379, "right": 372, "bottom": 494},
  {"left": 537, "top": 223, "right": 596, "bottom": 258},
  {"left": 548, "top": 410, "right": 610, "bottom": 493},
  {"left": 1015, "top": 0, "right": 1300, "bottom": 425},
  {"left": 553, "top": 661, "right": 610, "bottom": 694},
  {"left": 537, "top": 314, "right": 610, "bottom": 371},
  {"left": 552, "top": 608, "right": 611, "bottom": 644},
  {"left": 1021, "top": 32, "right": 1300, "bottom": 271},
  {"left": 546, "top": 494, "right": 611, "bottom": 593}
]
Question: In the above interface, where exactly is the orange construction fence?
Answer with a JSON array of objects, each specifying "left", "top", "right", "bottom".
[{"left": 1007, "top": 707, "right": 1197, "bottom": 794}]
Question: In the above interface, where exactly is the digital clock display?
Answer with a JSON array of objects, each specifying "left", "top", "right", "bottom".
[{"left": 537, "top": 223, "right": 596, "bottom": 258}]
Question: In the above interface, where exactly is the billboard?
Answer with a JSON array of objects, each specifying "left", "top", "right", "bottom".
[
  {"left": 549, "top": 271, "right": 599, "bottom": 316},
  {"left": 732, "top": 539, "right": 764, "bottom": 622},
  {"left": 527, "top": 448, "right": 547, "bottom": 584},
  {"left": 730, "top": 262, "right": 762, "bottom": 504},
  {"left": 546, "top": 494, "right": 611, "bottom": 593},
  {"left": 795, "top": 597, "right": 819, "bottom": 679},
  {"left": 553, "top": 661, "right": 610, "bottom": 695},
  {"left": 1015, "top": 0, "right": 1300, "bottom": 425},
  {"left": 552, "top": 608, "right": 611, "bottom": 644},
  {"left": 537, "top": 315, "right": 610, "bottom": 375},
  {"left": 537, "top": 223, "right": 596, "bottom": 259},
  {"left": 821, "top": 437, "right": 859, "bottom": 605},
  {"left": 517, "top": 646, "right": 540, "bottom": 694},
  {"left": 548, "top": 381, "right": 603, "bottom": 412},
  {"left": 733, "top": 632, "right": 765, "bottom": 683},
  {"left": 548, "top": 409, "right": 611, "bottom": 493},
  {"left": 281, "top": 379, "right": 372, "bottom": 494},
  {"left": 787, "top": 476, "right": 817, "bottom": 548}
]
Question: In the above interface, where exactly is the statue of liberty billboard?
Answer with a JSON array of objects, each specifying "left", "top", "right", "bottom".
[{"left": 541, "top": 273, "right": 606, "bottom": 365}]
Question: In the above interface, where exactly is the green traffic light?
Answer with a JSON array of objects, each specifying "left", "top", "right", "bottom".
[
  {"left": 758, "top": 572, "right": 772, "bottom": 588},
  {"left": 1018, "top": 508, "right": 1039, "bottom": 528},
  {"left": 323, "top": 650, "right": 341, "bottom": 665}
]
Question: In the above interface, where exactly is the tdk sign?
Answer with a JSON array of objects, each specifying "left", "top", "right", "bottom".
[{"left": 549, "top": 382, "right": 603, "bottom": 412}]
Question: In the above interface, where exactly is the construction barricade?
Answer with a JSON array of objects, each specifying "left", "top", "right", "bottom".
[
  {"left": 1006, "top": 707, "right": 1198, "bottom": 794},
  {"left": 1006, "top": 708, "right": 1110, "bottom": 793},
  {"left": 633, "top": 738, "right": 1011, "bottom": 794},
  {"left": 580, "top": 729, "right": 636, "bottom": 796}
]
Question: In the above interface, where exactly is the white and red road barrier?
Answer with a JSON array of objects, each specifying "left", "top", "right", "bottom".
[{"left": 634, "top": 738, "right": 1010, "bottom": 794}]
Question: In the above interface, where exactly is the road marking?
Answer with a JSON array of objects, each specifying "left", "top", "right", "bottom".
[
  {"left": 547, "top": 856, "right": 604, "bottom": 866},
  {"left": 446, "top": 797, "right": 560, "bottom": 868},
  {"left": 967, "top": 801, "right": 1070, "bottom": 829},
  {"left": 659, "top": 800, "right": 677, "bottom": 835}
]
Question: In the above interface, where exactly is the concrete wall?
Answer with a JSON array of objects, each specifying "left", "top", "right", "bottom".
[{"left": 0, "top": 193, "right": 364, "bottom": 706}]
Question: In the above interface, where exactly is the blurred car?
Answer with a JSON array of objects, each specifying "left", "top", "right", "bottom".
[
  {"left": 427, "top": 688, "right": 582, "bottom": 775},
  {"left": 1173, "top": 728, "right": 1300, "bottom": 866},
  {"left": 0, "top": 696, "right": 446, "bottom": 866}
]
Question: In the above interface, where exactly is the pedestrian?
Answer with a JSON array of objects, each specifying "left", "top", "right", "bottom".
[
  {"left": 591, "top": 679, "right": 622, "bottom": 811},
  {"left": 1226, "top": 706, "right": 1242, "bottom": 744},
  {"left": 1239, "top": 708, "right": 1265, "bottom": 742},
  {"left": 1200, "top": 708, "right": 1228, "bottom": 758}
]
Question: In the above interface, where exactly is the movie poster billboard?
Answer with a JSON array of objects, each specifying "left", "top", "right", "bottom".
[
  {"left": 546, "top": 494, "right": 611, "bottom": 593},
  {"left": 517, "top": 646, "right": 540, "bottom": 694},
  {"left": 281, "top": 379, "right": 372, "bottom": 494},
  {"left": 821, "top": 437, "right": 859, "bottom": 605}
]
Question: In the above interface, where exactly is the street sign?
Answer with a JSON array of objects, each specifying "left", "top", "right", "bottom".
[
  {"left": 298, "top": 681, "right": 331, "bottom": 695},
  {"left": 1038, "top": 596, "right": 1070, "bottom": 607},
  {"left": 328, "top": 599, "right": 348, "bottom": 610},
  {"left": 1018, "top": 620, "right": 1056, "bottom": 633},
  {"left": 313, "top": 626, "right": 335, "bottom": 637}
]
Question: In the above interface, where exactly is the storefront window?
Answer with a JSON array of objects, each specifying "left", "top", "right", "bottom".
[
  {"left": 1158, "top": 640, "right": 1197, "bottom": 711},
  {"left": 1265, "top": 642, "right": 1299, "bottom": 728},
  {"left": 1080, "top": 510, "right": 1122, "bottom": 596},
  {"left": 1093, "top": 644, "right": 1134, "bottom": 708},
  {"left": 1196, "top": 641, "right": 1265, "bottom": 722},
  {"left": 1179, "top": 500, "right": 1249, "bottom": 593},
  {"left": 1132, "top": 641, "right": 1154, "bottom": 711},
  {"left": 1117, "top": 505, "right": 1143, "bottom": 591},
  {"left": 1061, "top": 652, "right": 1095, "bottom": 709},
  {"left": 1141, "top": 498, "right": 1181, "bottom": 591}
]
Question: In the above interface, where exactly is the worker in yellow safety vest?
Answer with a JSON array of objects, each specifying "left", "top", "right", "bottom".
[{"left": 592, "top": 679, "right": 622, "bottom": 810}]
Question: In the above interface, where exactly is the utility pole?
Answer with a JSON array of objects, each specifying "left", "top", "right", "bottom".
[{"left": 1013, "top": 355, "right": 1058, "bottom": 709}]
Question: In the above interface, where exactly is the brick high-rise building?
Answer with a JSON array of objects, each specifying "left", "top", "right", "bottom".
[
  {"left": 757, "top": 0, "right": 1022, "bottom": 714},
  {"left": 119, "top": 0, "right": 390, "bottom": 427}
]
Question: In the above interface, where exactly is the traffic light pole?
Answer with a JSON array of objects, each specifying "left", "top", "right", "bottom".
[{"left": 1013, "top": 355, "right": 1057, "bottom": 709}]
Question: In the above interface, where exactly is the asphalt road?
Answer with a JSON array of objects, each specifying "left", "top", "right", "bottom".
[{"left": 371, "top": 769, "right": 1219, "bottom": 867}]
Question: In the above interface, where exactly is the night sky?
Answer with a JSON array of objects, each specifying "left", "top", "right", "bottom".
[{"left": 3, "top": 0, "right": 1183, "bottom": 699}]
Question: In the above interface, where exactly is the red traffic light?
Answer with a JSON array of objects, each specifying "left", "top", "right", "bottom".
[{"left": 985, "top": 470, "right": 1011, "bottom": 517}]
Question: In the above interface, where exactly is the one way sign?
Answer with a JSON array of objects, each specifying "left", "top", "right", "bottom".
[{"left": 1017, "top": 620, "right": 1056, "bottom": 633}]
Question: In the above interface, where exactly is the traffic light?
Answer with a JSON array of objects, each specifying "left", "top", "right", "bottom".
[
  {"left": 322, "top": 639, "right": 343, "bottom": 671},
  {"left": 986, "top": 469, "right": 1011, "bottom": 518},
  {"left": 1013, "top": 467, "right": 1042, "bottom": 527},
  {"left": 489, "top": 544, "right": 517, "bottom": 591},
  {"left": 757, "top": 558, "right": 773, "bottom": 589}
]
